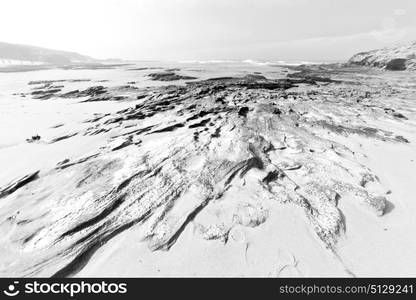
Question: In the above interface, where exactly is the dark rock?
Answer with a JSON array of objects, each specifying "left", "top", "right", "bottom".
[
  {"left": 26, "top": 135, "right": 41, "bottom": 143},
  {"left": 385, "top": 58, "right": 407, "bottom": 71},
  {"left": 148, "top": 72, "right": 197, "bottom": 81},
  {"left": 0, "top": 171, "right": 40, "bottom": 199},
  {"left": 238, "top": 107, "right": 249, "bottom": 117}
]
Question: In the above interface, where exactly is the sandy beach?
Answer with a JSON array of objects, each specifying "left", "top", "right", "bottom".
[{"left": 0, "top": 60, "right": 415, "bottom": 277}]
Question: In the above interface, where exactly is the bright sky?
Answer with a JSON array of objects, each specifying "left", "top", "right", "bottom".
[{"left": 1, "top": 0, "right": 415, "bottom": 61}]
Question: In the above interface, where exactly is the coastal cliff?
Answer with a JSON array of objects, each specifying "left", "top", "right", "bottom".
[{"left": 348, "top": 41, "right": 416, "bottom": 71}]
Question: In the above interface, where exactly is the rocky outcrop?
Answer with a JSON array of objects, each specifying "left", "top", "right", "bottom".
[
  {"left": 148, "top": 71, "right": 197, "bottom": 81},
  {"left": 348, "top": 41, "right": 416, "bottom": 71},
  {"left": 0, "top": 66, "right": 410, "bottom": 277},
  {"left": 0, "top": 171, "right": 39, "bottom": 199}
]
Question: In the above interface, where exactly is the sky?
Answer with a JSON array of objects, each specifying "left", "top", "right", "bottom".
[{"left": 1, "top": 0, "right": 415, "bottom": 62}]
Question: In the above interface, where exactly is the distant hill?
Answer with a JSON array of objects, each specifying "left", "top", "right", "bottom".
[
  {"left": 0, "top": 41, "right": 96, "bottom": 66},
  {"left": 348, "top": 41, "right": 416, "bottom": 71}
]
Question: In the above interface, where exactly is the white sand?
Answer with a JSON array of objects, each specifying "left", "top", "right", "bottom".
[{"left": 1, "top": 65, "right": 416, "bottom": 277}]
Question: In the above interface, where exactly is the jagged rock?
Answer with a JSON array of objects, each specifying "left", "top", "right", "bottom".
[{"left": 0, "top": 171, "right": 39, "bottom": 199}]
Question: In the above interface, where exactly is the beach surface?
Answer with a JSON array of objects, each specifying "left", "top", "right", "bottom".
[{"left": 0, "top": 61, "right": 415, "bottom": 277}]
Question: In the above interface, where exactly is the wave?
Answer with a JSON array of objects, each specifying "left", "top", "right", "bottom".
[
  {"left": 243, "top": 59, "right": 329, "bottom": 66},
  {"left": 178, "top": 59, "right": 328, "bottom": 66},
  {"left": 178, "top": 59, "right": 237, "bottom": 64},
  {"left": 241, "top": 59, "right": 273, "bottom": 66}
]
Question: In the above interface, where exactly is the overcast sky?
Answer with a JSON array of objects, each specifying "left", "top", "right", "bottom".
[{"left": 1, "top": 0, "right": 415, "bottom": 61}]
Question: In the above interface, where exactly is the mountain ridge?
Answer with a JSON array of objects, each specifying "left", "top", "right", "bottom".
[{"left": 0, "top": 41, "right": 96, "bottom": 65}]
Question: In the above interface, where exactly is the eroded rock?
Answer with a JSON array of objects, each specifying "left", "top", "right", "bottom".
[{"left": 1, "top": 67, "right": 411, "bottom": 277}]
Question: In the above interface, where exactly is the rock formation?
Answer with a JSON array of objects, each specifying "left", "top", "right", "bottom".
[
  {"left": 1, "top": 64, "right": 413, "bottom": 277},
  {"left": 348, "top": 41, "right": 416, "bottom": 71}
]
